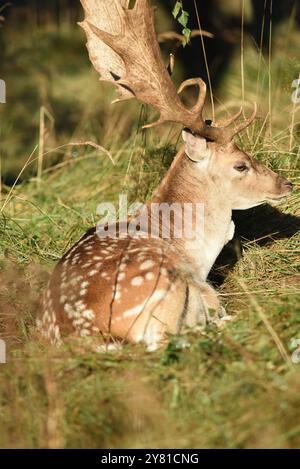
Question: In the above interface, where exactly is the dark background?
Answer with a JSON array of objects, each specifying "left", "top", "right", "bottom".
[{"left": 2, "top": 0, "right": 300, "bottom": 84}]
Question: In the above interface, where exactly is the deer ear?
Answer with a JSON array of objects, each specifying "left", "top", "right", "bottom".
[{"left": 182, "top": 129, "right": 211, "bottom": 162}]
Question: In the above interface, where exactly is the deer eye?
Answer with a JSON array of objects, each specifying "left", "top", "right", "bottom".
[{"left": 234, "top": 163, "right": 248, "bottom": 172}]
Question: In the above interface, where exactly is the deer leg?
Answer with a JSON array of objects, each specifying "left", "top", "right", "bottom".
[
  {"left": 183, "top": 281, "right": 230, "bottom": 329},
  {"left": 198, "top": 282, "right": 232, "bottom": 325},
  {"left": 199, "top": 282, "right": 223, "bottom": 317},
  {"left": 126, "top": 280, "right": 190, "bottom": 351},
  {"left": 138, "top": 280, "right": 230, "bottom": 350}
]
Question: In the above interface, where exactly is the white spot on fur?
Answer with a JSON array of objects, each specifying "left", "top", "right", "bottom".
[
  {"left": 73, "top": 317, "right": 85, "bottom": 326},
  {"left": 88, "top": 270, "right": 98, "bottom": 277},
  {"left": 140, "top": 260, "right": 155, "bottom": 270},
  {"left": 69, "top": 277, "right": 80, "bottom": 287},
  {"left": 145, "top": 272, "right": 155, "bottom": 281},
  {"left": 131, "top": 276, "right": 144, "bottom": 286},
  {"left": 75, "top": 300, "right": 86, "bottom": 312},
  {"left": 82, "top": 309, "right": 95, "bottom": 320},
  {"left": 64, "top": 303, "right": 75, "bottom": 318}
]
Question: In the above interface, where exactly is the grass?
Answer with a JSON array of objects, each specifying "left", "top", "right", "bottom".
[{"left": 0, "top": 9, "right": 300, "bottom": 449}]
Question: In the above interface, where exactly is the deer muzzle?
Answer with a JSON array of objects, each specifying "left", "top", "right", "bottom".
[{"left": 277, "top": 176, "right": 293, "bottom": 195}]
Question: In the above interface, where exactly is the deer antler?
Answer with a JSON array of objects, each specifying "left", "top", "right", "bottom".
[{"left": 79, "top": 0, "right": 256, "bottom": 143}]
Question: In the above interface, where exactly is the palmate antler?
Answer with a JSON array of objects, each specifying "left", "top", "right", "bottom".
[{"left": 79, "top": 0, "right": 256, "bottom": 144}]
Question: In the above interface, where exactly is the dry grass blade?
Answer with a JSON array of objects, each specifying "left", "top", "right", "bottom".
[
  {"left": 37, "top": 106, "right": 55, "bottom": 187},
  {"left": 0, "top": 145, "right": 38, "bottom": 213},
  {"left": 237, "top": 278, "right": 293, "bottom": 369},
  {"left": 68, "top": 141, "right": 115, "bottom": 165}
]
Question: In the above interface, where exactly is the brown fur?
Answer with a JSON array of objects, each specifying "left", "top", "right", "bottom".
[{"left": 38, "top": 136, "right": 292, "bottom": 350}]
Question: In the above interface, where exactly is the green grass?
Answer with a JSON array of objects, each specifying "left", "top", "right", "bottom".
[{"left": 0, "top": 13, "right": 300, "bottom": 448}]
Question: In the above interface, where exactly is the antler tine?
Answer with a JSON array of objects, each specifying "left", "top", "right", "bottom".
[
  {"left": 177, "top": 78, "right": 207, "bottom": 115},
  {"left": 86, "top": 21, "right": 122, "bottom": 53},
  {"left": 218, "top": 106, "right": 243, "bottom": 127},
  {"left": 167, "top": 53, "right": 175, "bottom": 76},
  {"left": 226, "top": 103, "right": 257, "bottom": 139},
  {"left": 144, "top": 78, "right": 207, "bottom": 132},
  {"left": 142, "top": 117, "right": 165, "bottom": 130}
]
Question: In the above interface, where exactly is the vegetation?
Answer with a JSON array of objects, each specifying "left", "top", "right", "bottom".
[{"left": 0, "top": 2, "right": 299, "bottom": 449}]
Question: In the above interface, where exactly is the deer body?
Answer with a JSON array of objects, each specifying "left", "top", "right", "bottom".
[
  {"left": 38, "top": 148, "right": 226, "bottom": 350},
  {"left": 38, "top": 137, "right": 292, "bottom": 350},
  {"left": 37, "top": 0, "right": 293, "bottom": 350}
]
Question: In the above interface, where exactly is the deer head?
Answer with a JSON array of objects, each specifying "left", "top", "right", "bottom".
[
  {"left": 182, "top": 130, "right": 293, "bottom": 210},
  {"left": 79, "top": 0, "right": 292, "bottom": 210}
]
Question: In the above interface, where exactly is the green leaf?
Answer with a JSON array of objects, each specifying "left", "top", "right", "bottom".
[
  {"left": 172, "top": 2, "right": 191, "bottom": 47},
  {"left": 172, "top": 1, "right": 182, "bottom": 19},
  {"left": 182, "top": 27, "right": 191, "bottom": 46},
  {"left": 178, "top": 10, "right": 189, "bottom": 28}
]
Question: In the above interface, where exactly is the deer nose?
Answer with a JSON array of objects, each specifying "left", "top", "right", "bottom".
[
  {"left": 283, "top": 180, "right": 293, "bottom": 191},
  {"left": 278, "top": 176, "right": 293, "bottom": 192}
]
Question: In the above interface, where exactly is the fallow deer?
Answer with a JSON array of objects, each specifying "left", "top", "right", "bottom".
[{"left": 37, "top": 0, "right": 293, "bottom": 351}]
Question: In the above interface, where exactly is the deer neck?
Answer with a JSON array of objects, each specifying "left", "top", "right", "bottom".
[{"left": 148, "top": 148, "right": 234, "bottom": 280}]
